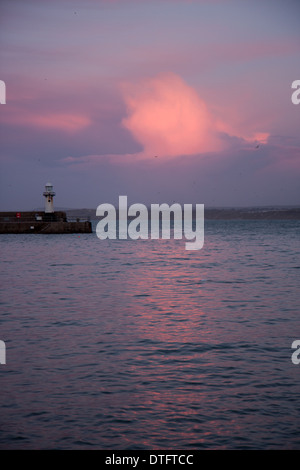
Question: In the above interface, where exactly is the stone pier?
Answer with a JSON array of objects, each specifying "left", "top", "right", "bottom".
[{"left": 0, "top": 211, "right": 92, "bottom": 234}]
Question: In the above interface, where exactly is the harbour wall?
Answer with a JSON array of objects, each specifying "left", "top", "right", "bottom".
[{"left": 0, "top": 211, "right": 92, "bottom": 234}]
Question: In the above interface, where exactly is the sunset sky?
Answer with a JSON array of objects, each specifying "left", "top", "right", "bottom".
[{"left": 0, "top": 0, "right": 299, "bottom": 210}]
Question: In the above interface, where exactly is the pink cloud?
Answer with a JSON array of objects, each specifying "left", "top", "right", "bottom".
[
  {"left": 216, "top": 119, "right": 270, "bottom": 146},
  {"left": 25, "top": 112, "right": 91, "bottom": 132},
  {"left": 120, "top": 73, "right": 269, "bottom": 159},
  {"left": 1, "top": 108, "right": 91, "bottom": 133},
  {"left": 121, "top": 73, "right": 224, "bottom": 158}
]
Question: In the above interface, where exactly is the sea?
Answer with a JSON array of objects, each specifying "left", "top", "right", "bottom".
[{"left": 0, "top": 218, "right": 299, "bottom": 449}]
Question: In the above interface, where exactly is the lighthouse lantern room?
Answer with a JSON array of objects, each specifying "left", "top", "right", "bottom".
[{"left": 43, "top": 182, "right": 56, "bottom": 213}]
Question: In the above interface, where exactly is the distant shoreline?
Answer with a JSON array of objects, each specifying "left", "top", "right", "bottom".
[{"left": 64, "top": 207, "right": 300, "bottom": 221}]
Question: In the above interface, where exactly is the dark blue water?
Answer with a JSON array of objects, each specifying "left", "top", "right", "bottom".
[{"left": 0, "top": 220, "right": 299, "bottom": 449}]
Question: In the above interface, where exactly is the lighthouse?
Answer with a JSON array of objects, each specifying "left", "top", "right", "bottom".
[{"left": 43, "top": 182, "right": 55, "bottom": 213}]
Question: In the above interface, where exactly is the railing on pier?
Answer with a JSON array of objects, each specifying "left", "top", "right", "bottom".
[
  {"left": 0, "top": 216, "right": 90, "bottom": 223},
  {"left": 66, "top": 216, "right": 91, "bottom": 223}
]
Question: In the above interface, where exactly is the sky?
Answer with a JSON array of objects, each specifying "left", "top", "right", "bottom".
[{"left": 0, "top": 0, "right": 299, "bottom": 210}]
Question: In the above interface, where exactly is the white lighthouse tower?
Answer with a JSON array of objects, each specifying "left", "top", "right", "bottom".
[{"left": 43, "top": 182, "right": 55, "bottom": 213}]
